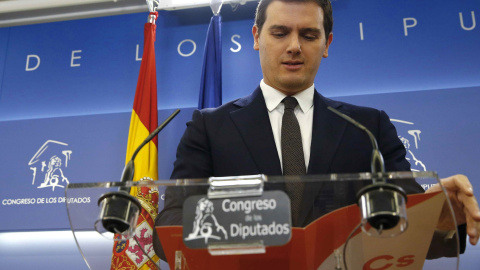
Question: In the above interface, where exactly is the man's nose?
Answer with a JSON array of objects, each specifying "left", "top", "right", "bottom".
[{"left": 286, "top": 35, "right": 301, "bottom": 54}]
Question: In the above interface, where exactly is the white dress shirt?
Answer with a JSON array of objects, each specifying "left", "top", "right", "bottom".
[{"left": 260, "top": 80, "right": 314, "bottom": 172}]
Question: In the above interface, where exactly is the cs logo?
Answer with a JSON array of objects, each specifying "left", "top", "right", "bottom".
[{"left": 363, "top": 255, "right": 415, "bottom": 270}]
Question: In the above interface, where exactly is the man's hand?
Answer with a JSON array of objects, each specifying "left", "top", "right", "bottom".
[{"left": 425, "top": 174, "right": 480, "bottom": 245}]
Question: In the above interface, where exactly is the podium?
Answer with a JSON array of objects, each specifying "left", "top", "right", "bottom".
[{"left": 65, "top": 171, "right": 461, "bottom": 269}]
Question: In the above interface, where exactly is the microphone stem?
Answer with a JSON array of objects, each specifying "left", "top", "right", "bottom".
[
  {"left": 131, "top": 109, "right": 180, "bottom": 161},
  {"left": 119, "top": 109, "right": 181, "bottom": 192},
  {"left": 327, "top": 106, "right": 386, "bottom": 178}
]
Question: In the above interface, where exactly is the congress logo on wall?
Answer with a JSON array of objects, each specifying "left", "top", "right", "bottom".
[
  {"left": 392, "top": 119, "right": 438, "bottom": 191},
  {"left": 28, "top": 140, "right": 72, "bottom": 191},
  {"left": 391, "top": 119, "right": 427, "bottom": 172}
]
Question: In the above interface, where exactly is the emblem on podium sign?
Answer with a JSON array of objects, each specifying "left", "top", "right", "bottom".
[{"left": 185, "top": 198, "right": 228, "bottom": 244}]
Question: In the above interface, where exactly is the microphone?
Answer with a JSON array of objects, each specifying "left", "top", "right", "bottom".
[
  {"left": 96, "top": 109, "right": 181, "bottom": 238},
  {"left": 119, "top": 109, "right": 181, "bottom": 192},
  {"left": 327, "top": 106, "right": 408, "bottom": 237}
]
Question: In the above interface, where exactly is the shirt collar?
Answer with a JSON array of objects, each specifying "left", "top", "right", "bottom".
[{"left": 260, "top": 79, "right": 314, "bottom": 113}]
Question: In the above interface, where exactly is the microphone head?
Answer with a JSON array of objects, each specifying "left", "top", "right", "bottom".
[
  {"left": 357, "top": 182, "right": 408, "bottom": 237},
  {"left": 95, "top": 191, "right": 142, "bottom": 239}
]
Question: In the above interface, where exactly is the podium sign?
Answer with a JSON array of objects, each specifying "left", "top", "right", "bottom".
[
  {"left": 183, "top": 191, "right": 292, "bottom": 250},
  {"left": 65, "top": 172, "right": 460, "bottom": 270}
]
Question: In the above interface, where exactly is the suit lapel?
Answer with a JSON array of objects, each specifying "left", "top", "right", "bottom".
[
  {"left": 297, "top": 91, "right": 348, "bottom": 226},
  {"left": 307, "top": 91, "right": 347, "bottom": 174},
  {"left": 229, "top": 87, "right": 283, "bottom": 176}
]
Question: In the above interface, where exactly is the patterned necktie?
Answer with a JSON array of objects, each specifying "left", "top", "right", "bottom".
[{"left": 281, "top": 96, "right": 306, "bottom": 226}]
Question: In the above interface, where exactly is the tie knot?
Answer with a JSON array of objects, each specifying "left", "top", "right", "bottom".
[{"left": 283, "top": 96, "right": 298, "bottom": 110}]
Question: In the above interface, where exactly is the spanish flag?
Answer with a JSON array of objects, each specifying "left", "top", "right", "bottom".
[{"left": 111, "top": 12, "right": 160, "bottom": 270}]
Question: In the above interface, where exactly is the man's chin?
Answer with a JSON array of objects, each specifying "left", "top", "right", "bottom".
[{"left": 276, "top": 79, "right": 310, "bottom": 94}]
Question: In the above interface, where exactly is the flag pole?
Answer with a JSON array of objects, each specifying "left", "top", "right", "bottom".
[
  {"left": 149, "top": 13, "right": 157, "bottom": 24},
  {"left": 198, "top": 0, "right": 223, "bottom": 109},
  {"left": 146, "top": 0, "right": 159, "bottom": 23}
]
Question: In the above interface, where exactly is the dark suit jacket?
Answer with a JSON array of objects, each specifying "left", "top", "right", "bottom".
[
  {"left": 168, "top": 87, "right": 411, "bottom": 179},
  {"left": 154, "top": 87, "right": 465, "bottom": 259},
  {"left": 156, "top": 87, "right": 423, "bottom": 226}
]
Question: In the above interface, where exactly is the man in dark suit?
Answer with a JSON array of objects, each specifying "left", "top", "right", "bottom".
[
  {"left": 155, "top": 0, "right": 480, "bottom": 258},
  {"left": 168, "top": 88, "right": 409, "bottom": 179}
]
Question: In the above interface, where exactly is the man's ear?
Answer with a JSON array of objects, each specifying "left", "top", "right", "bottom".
[
  {"left": 323, "top": 32, "right": 333, "bottom": 58},
  {"left": 252, "top": 25, "right": 260, "bottom": 51}
]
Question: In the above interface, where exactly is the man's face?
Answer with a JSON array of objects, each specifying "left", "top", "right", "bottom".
[{"left": 253, "top": 1, "right": 333, "bottom": 95}]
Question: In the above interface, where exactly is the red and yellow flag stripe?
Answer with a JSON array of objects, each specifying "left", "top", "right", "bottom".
[{"left": 111, "top": 12, "right": 160, "bottom": 270}]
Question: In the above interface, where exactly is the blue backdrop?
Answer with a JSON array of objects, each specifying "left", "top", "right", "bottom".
[{"left": 0, "top": 2, "right": 479, "bottom": 267}]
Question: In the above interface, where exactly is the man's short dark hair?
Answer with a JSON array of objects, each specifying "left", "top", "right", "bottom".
[{"left": 254, "top": 0, "right": 333, "bottom": 41}]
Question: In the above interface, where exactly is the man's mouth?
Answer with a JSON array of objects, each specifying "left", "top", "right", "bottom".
[
  {"left": 282, "top": 61, "right": 303, "bottom": 70},
  {"left": 283, "top": 61, "right": 303, "bottom": 65}
]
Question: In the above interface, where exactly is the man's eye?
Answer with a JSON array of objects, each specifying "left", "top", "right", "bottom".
[
  {"left": 304, "top": 35, "right": 318, "bottom": 41},
  {"left": 272, "top": 33, "right": 286, "bottom": 38}
]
